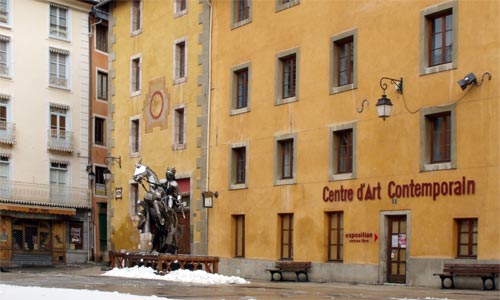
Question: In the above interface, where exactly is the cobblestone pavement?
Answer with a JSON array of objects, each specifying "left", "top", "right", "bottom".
[{"left": 0, "top": 264, "right": 499, "bottom": 300}]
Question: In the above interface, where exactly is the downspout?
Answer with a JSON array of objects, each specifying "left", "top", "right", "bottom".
[
  {"left": 87, "top": 11, "right": 94, "bottom": 262},
  {"left": 204, "top": 0, "right": 212, "bottom": 255}
]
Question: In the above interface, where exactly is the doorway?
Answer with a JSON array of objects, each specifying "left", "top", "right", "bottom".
[{"left": 386, "top": 215, "right": 407, "bottom": 283}]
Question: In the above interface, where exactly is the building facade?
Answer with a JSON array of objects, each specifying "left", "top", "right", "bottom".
[
  {"left": 0, "top": 0, "right": 95, "bottom": 266},
  {"left": 88, "top": 2, "right": 110, "bottom": 262},
  {"left": 106, "top": 0, "right": 211, "bottom": 255},
  {"left": 207, "top": 0, "right": 499, "bottom": 288}
]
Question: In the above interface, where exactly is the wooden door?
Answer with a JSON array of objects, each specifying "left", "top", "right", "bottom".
[{"left": 387, "top": 216, "right": 407, "bottom": 283}]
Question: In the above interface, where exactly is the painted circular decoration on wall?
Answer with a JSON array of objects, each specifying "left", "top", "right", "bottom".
[{"left": 149, "top": 91, "right": 165, "bottom": 119}]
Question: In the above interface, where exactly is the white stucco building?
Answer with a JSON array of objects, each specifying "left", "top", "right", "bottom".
[{"left": 0, "top": 0, "right": 96, "bottom": 266}]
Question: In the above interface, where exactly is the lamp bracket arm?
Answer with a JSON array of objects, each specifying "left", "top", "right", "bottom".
[
  {"left": 476, "top": 71, "right": 492, "bottom": 87},
  {"left": 379, "top": 77, "right": 403, "bottom": 94},
  {"left": 357, "top": 99, "right": 369, "bottom": 113}
]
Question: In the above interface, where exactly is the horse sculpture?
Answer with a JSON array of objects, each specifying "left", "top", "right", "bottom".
[{"left": 132, "top": 161, "right": 184, "bottom": 254}]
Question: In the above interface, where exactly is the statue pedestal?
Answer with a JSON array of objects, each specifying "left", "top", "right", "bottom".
[{"left": 139, "top": 232, "right": 152, "bottom": 252}]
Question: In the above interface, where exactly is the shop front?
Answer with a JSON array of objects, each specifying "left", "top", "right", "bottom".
[{"left": 0, "top": 203, "right": 90, "bottom": 267}]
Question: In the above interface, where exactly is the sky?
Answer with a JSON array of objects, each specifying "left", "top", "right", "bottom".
[{"left": 0, "top": 266, "right": 250, "bottom": 300}]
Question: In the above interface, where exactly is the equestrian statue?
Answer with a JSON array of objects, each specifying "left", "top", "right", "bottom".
[{"left": 132, "top": 161, "right": 185, "bottom": 254}]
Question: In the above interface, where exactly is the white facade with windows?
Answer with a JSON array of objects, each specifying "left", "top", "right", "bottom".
[{"left": 0, "top": 0, "right": 94, "bottom": 267}]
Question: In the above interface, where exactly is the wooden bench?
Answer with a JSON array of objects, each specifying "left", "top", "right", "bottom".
[
  {"left": 266, "top": 261, "right": 311, "bottom": 282},
  {"left": 434, "top": 263, "right": 499, "bottom": 290}
]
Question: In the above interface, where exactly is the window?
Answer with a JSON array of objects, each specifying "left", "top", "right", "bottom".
[
  {"left": 0, "top": 0, "right": 10, "bottom": 25},
  {"left": 173, "top": 106, "right": 186, "bottom": 150},
  {"left": 330, "top": 29, "right": 357, "bottom": 94},
  {"left": 336, "top": 129, "right": 352, "bottom": 173},
  {"left": 456, "top": 218, "right": 478, "bottom": 258},
  {"left": 49, "top": 48, "right": 69, "bottom": 89},
  {"left": 174, "top": 38, "right": 187, "bottom": 84},
  {"left": 420, "top": 0, "right": 457, "bottom": 75},
  {"left": 50, "top": 4, "right": 68, "bottom": 39},
  {"left": 275, "top": 134, "right": 296, "bottom": 185},
  {"left": 279, "top": 213, "right": 293, "bottom": 259},
  {"left": 12, "top": 220, "right": 52, "bottom": 251},
  {"left": 70, "top": 222, "right": 83, "bottom": 250},
  {"left": 330, "top": 123, "right": 356, "bottom": 181},
  {"left": 94, "top": 116, "right": 106, "bottom": 146},
  {"left": 130, "top": 55, "right": 141, "bottom": 95},
  {"left": 232, "top": 0, "right": 251, "bottom": 28},
  {"left": 327, "top": 212, "right": 343, "bottom": 261},
  {"left": 0, "top": 96, "right": 8, "bottom": 130},
  {"left": 0, "top": 155, "right": 9, "bottom": 197},
  {"left": 130, "top": 182, "right": 139, "bottom": 215},
  {"left": 420, "top": 106, "right": 455, "bottom": 171},
  {"left": 97, "top": 70, "right": 108, "bottom": 100},
  {"left": 95, "top": 23, "right": 108, "bottom": 52},
  {"left": 50, "top": 106, "right": 67, "bottom": 139},
  {"left": 231, "top": 63, "right": 251, "bottom": 114},
  {"left": 131, "top": 0, "right": 142, "bottom": 34},
  {"left": 0, "top": 35, "right": 10, "bottom": 77},
  {"left": 276, "top": 0, "right": 300, "bottom": 12},
  {"left": 130, "top": 118, "right": 140, "bottom": 154},
  {"left": 275, "top": 49, "right": 299, "bottom": 105},
  {"left": 50, "top": 161, "right": 68, "bottom": 201},
  {"left": 230, "top": 142, "right": 247, "bottom": 189},
  {"left": 94, "top": 166, "right": 107, "bottom": 196},
  {"left": 233, "top": 215, "right": 245, "bottom": 258},
  {"left": 174, "top": 0, "right": 187, "bottom": 17}
]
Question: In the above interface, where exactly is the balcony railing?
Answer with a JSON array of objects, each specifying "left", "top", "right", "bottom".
[
  {"left": 0, "top": 180, "right": 90, "bottom": 208},
  {"left": 0, "top": 121, "right": 15, "bottom": 145},
  {"left": 47, "top": 129, "right": 74, "bottom": 152}
]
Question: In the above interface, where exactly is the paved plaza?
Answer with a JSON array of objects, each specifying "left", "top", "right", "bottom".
[{"left": 0, "top": 264, "right": 498, "bottom": 300}]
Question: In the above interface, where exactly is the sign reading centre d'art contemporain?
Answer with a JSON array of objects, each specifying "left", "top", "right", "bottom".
[{"left": 322, "top": 176, "right": 475, "bottom": 202}]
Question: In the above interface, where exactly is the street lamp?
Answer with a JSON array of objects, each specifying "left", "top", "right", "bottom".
[{"left": 376, "top": 77, "right": 403, "bottom": 120}]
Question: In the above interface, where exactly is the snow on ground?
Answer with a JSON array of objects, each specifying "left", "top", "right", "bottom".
[
  {"left": 0, "top": 284, "right": 171, "bottom": 300},
  {"left": 103, "top": 266, "right": 251, "bottom": 285},
  {"left": 0, "top": 267, "right": 249, "bottom": 300}
]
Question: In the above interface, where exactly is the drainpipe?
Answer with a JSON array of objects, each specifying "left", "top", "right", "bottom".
[
  {"left": 204, "top": 0, "right": 212, "bottom": 256},
  {"left": 87, "top": 12, "right": 93, "bottom": 262}
]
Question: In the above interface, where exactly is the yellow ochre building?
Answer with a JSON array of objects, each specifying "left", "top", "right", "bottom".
[
  {"left": 105, "top": 0, "right": 211, "bottom": 256},
  {"left": 206, "top": 0, "right": 499, "bottom": 288}
]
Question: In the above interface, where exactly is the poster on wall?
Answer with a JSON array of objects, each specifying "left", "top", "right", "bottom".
[
  {"left": 399, "top": 234, "right": 407, "bottom": 248},
  {"left": 391, "top": 234, "right": 399, "bottom": 248}
]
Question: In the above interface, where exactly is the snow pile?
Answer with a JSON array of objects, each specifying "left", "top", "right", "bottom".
[
  {"left": 0, "top": 284, "right": 171, "bottom": 300},
  {"left": 103, "top": 266, "right": 250, "bottom": 285}
]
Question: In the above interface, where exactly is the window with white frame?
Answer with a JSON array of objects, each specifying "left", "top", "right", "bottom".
[
  {"left": 0, "top": 35, "right": 10, "bottom": 77},
  {"left": 130, "top": 55, "right": 141, "bottom": 95},
  {"left": 49, "top": 48, "right": 69, "bottom": 89},
  {"left": 0, "top": 155, "right": 9, "bottom": 197},
  {"left": 173, "top": 106, "right": 186, "bottom": 150},
  {"left": 230, "top": 142, "right": 247, "bottom": 189},
  {"left": 97, "top": 70, "right": 108, "bottom": 100},
  {"left": 329, "top": 122, "right": 356, "bottom": 181},
  {"left": 49, "top": 161, "right": 68, "bottom": 201},
  {"left": 275, "top": 49, "right": 299, "bottom": 105},
  {"left": 174, "top": 38, "right": 187, "bottom": 84},
  {"left": 274, "top": 133, "right": 297, "bottom": 185},
  {"left": 95, "top": 23, "right": 108, "bottom": 52},
  {"left": 231, "top": 63, "right": 251, "bottom": 114},
  {"left": 420, "top": 105, "right": 456, "bottom": 171},
  {"left": 276, "top": 0, "right": 300, "bottom": 13},
  {"left": 94, "top": 116, "right": 106, "bottom": 146},
  {"left": 50, "top": 106, "right": 68, "bottom": 139},
  {"left": 419, "top": 0, "right": 457, "bottom": 75},
  {"left": 131, "top": 0, "right": 142, "bottom": 34},
  {"left": 0, "top": 0, "right": 10, "bottom": 25},
  {"left": 231, "top": 0, "right": 251, "bottom": 29},
  {"left": 130, "top": 117, "right": 140, "bottom": 154},
  {"left": 94, "top": 165, "right": 107, "bottom": 196},
  {"left": 130, "top": 182, "right": 139, "bottom": 215},
  {"left": 0, "top": 97, "right": 8, "bottom": 130},
  {"left": 49, "top": 4, "right": 68, "bottom": 39},
  {"left": 174, "top": 0, "right": 187, "bottom": 17},
  {"left": 330, "top": 28, "right": 358, "bottom": 94}
]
